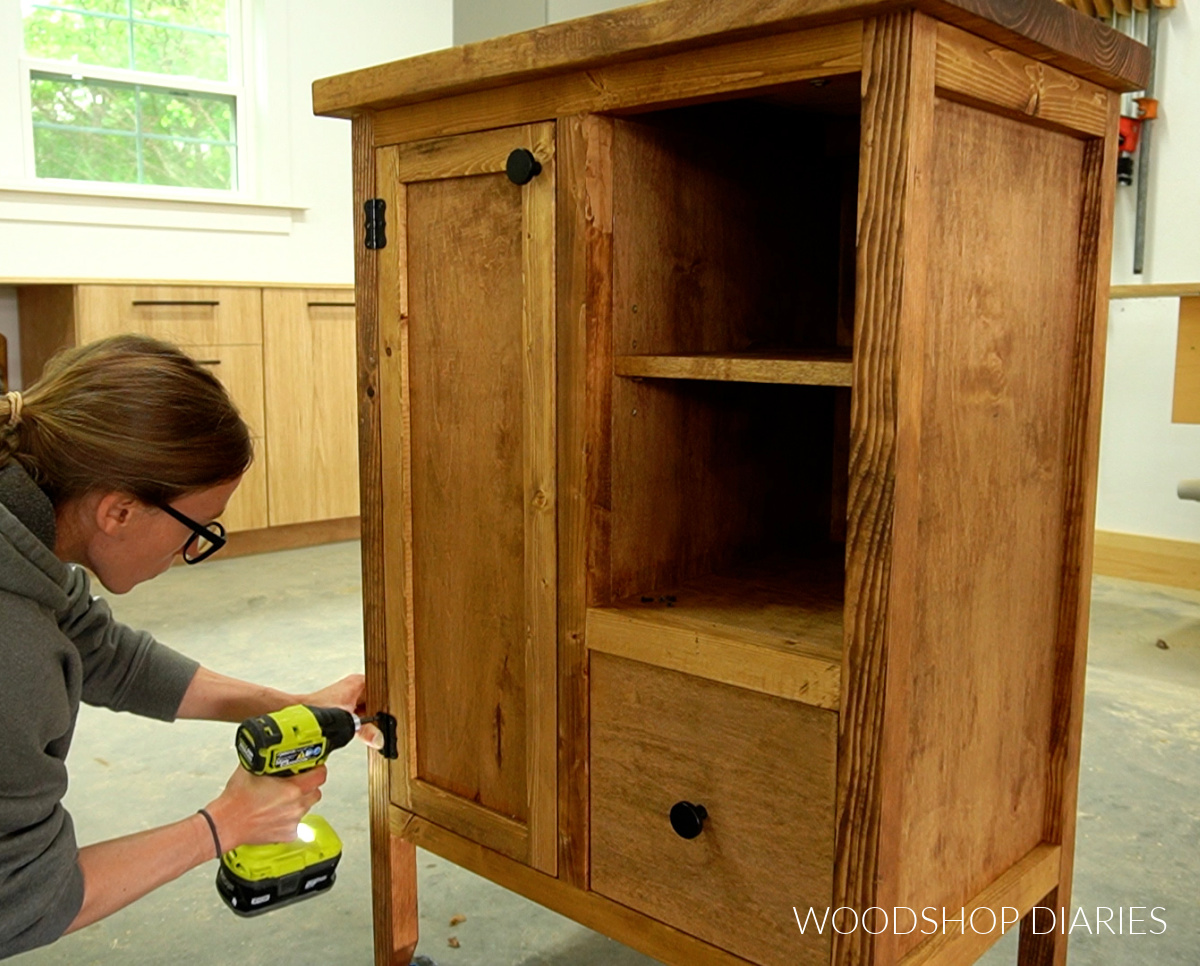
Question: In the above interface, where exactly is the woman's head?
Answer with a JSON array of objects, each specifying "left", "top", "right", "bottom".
[{"left": 1, "top": 335, "right": 253, "bottom": 591}]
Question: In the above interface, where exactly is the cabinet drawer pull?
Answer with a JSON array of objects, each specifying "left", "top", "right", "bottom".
[
  {"left": 306, "top": 301, "right": 356, "bottom": 308},
  {"left": 506, "top": 148, "right": 542, "bottom": 185},
  {"left": 194, "top": 359, "right": 222, "bottom": 366},
  {"left": 669, "top": 801, "right": 708, "bottom": 840},
  {"left": 131, "top": 299, "right": 220, "bottom": 307}
]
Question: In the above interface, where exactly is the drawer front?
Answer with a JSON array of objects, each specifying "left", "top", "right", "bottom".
[
  {"left": 76, "top": 285, "right": 262, "bottom": 345},
  {"left": 590, "top": 653, "right": 836, "bottom": 966}
]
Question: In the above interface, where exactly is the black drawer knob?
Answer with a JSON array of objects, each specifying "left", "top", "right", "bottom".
[
  {"left": 669, "top": 801, "right": 708, "bottom": 839},
  {"left": 506, "top": 148, "right": 542, "bottom": 185}
]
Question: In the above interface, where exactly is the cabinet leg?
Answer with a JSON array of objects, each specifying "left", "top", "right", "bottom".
[
  {"left": 390, "top": 835, "right": 419, "bottom": 966},
  {"left": 1016, "top": 888, "right": 1065, "bottom": 966}
]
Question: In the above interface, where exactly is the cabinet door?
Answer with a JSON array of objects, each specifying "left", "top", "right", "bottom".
[
  {"left": 375, "top": 123, "right": 557, "bottom": 873},
  {"left": 262, "top": 288, "right": 360, "bottom": 526}
]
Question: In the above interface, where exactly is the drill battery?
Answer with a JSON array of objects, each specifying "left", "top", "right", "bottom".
[{"left": 216, "top": 814, "right": 343, "bottom": 916}]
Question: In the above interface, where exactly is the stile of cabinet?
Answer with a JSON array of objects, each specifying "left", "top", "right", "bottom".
[{"left": 320, "top": 5, "right": 1147, "bottom": 966}]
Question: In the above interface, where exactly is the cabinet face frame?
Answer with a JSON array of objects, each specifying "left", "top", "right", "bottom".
[{"left": 374, "top": 122, "right": 559, "bottom": 876}]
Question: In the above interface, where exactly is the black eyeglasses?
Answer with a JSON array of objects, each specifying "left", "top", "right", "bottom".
[{"left": 158, "top": 503, "right": 227, "bottom": 564}]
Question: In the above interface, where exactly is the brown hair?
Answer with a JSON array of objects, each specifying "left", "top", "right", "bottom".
[{"left": 0, "top": 335, "right": 252, "bottom": 508}]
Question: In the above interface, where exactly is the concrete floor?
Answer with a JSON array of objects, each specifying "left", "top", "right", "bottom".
[{"left": 10, "top": 542, "right": 1200, "bottom": 965}]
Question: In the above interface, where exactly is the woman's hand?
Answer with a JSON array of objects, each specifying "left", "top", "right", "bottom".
[
  {"left": 204, "top": 764, "right": 327, "bottom": 850},
  {"left": 299, "top": 673, "right": 383, "bottom": 749},
  {"left": 300, "top": 672, "right": 366, "bottom": 712}
]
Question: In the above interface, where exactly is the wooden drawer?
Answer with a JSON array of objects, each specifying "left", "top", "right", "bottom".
[
  {"left": 590, "top": 652, "right": 836, "bottom": 966},
  {"left": 76, "top": 285, "right": 262, "bottom": 346}
]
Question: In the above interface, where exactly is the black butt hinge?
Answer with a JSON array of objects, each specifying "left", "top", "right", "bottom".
[
  {"left": 364, "top": 198, "right": 387, "bottom": 250},
  {"left": 371, "top": 710, "right": 399, "bottom": 760}
]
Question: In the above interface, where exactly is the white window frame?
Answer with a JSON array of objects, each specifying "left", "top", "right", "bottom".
[{"left": 14, "top": 0, "right": 258, "bottom": 204}]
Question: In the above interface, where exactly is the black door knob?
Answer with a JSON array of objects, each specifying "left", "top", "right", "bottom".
[
  {"left": 506, "top": 148, "right": 542, "bottom": 185},
  {"left": 669, "top": 801, "right": 708, "bottom": 839}
]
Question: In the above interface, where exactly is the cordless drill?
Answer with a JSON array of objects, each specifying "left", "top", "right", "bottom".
[{"left": 215, "top": 704, "right": 365, "bottom": 916}]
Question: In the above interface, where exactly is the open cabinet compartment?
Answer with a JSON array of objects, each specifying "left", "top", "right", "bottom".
[{"left": 589, "top": 84, "right": 861, "bottom": 702}]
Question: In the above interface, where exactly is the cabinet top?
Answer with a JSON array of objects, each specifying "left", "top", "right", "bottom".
[{"left": 313, "top": 0, "right": 1149, "bottom": 118}]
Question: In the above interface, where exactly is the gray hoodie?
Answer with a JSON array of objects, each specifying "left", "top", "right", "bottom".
[{"left": 0, "top": 463, "right": 199, "bottom": 959}]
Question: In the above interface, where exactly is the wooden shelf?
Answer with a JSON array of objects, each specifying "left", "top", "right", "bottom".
[
  {"left": 586, "top": 556, "right": 844, "bottom": 710},
  {"left": 614, "top": 350, "right": 853, "bottom": 386}
]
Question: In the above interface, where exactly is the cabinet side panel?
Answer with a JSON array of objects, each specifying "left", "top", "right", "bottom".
[
  {"left": 891, "top": 98, "right": 1086, "bottom": 952},
  {"left": 407, "top": 174, "right": 529, "bottom": 823}
]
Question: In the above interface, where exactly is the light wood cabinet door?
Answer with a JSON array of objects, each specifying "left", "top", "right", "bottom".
[
  {"left": 262, "top": 288, "right": 360, "bottom": 526},
  {"left": 375, "top": 123, "right": 557, "bottom": 873},
  {"left": 76, "top": 285, "right": 262, "bottom": 345}
]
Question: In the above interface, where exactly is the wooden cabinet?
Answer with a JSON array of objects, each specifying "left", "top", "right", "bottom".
[
  {"left": 316, "top": 4, "right": 1147, "bottom": 965},
  {"left": 263, "top": 288, "right": 360, "bottom": 526},
  {"left": 15, "top": 282, "right": 359, "bottom": 540}
]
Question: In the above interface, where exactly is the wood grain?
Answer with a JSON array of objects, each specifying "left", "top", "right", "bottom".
[
  {"left": 355, "top": 115, "right": 419, "bottom": 966},
  {"left": 615, "top": 351, "right": 854, "bottom": 385},
  {"left": 1111, "top": 282, "right": 1200, "bottom": 299},
  {"left": 407, "top": 170, "right": 531, "bottom": 823},
  {"left": 1172, "top": 297, "right": 1200, "bottom": 423},
  {"left": 898, "top": 844, "right": 1061, "bottom": 966},
  {"left": 313, "top": 0, "right": 1147, "bottom": 120},
  {"left": 935, "top": 20, "right": 1110, "bottom": 137},
  {"left": 372, "top": 23, "right": 862, "bottom": 146},
  {"left": 586, "top": 558, "right": 844, "bottom": 709},
  {"left": 1092, "top": 530, "right": 1200, "bottom": 590},
  {"left": 589, "top": 653, "right": 836, "bottom": 966},
  {"left": 554, "top": 112, "right": 613, "bottom": 887},
  {"left": 74, "top": 284, "right": 262, "bottom": 345},
  {"left": 392, "top": 807, "right": 755, "bottom": 966},
  {"left": 889, "top": 98, "right": 1090, "bottom": 962},
  {"left": 834, "top": 14, "right": 936, "bottom": 965},
  {"left": 262, "top": 288, "right": 361, "bottom": 526},
  {"left": 1017, "top": 93, "right": 1118, "bottom": 966},
  {"left": 390, "top": 124, "right": 559, "bottom": 874},
  {"left": 16, "top": 285, "right": 75, "bottom": 384}
]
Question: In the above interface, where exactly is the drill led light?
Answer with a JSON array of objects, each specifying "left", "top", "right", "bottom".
[{"left": 297, "top": 822, "right": 317, "bottom": 843}]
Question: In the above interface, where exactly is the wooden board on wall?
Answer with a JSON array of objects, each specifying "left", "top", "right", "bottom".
[{"left": 1172, "top": 297, "right": 1200, "bottom": 424}]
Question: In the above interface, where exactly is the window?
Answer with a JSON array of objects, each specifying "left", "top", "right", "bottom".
[{"left": 20, "top": 0, "right": 244, "bottom": 192}]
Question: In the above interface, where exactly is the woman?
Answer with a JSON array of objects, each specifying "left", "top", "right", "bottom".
[{"left": 0, "top": 335, "right": 370, "bottom": 958}]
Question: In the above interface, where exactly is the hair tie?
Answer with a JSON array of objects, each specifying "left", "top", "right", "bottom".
[{"left": 4, "top": 391, "right": 21, "bottom": 428}]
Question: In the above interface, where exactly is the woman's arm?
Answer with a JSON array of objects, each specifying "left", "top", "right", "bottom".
[
  {"left": 176, "top": 669, "right": 367, "bottom": 722},
  {"left": 67, "top": 764, "right": 326, "bottom": 932}
]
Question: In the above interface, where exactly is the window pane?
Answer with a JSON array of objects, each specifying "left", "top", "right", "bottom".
[
  {"left": 132, "top": 0, "right": 228, "bottom": 32},
  {"left": 133, "top": 22, "right": 227, "bottom": 80},
  {"left": 34, "top": 127, "right": 140, "bottom": 183},
  {"left": 31, "top": 74, "right": 138, "bottom": 131},
  {"left": 31, "top": 75, "right": 237, "bottom": 190},
  {"left": 23, "top": 8, "right": 132, "bottom": 70},
  {"left": 30, "top": 0, "right": 131, "bottom": 13},
  {"left": 140, "top": 87, "right": 234, "bottom": 144},
  {"left": 142, "top": 138, "right": 234, "bottom": 190}
]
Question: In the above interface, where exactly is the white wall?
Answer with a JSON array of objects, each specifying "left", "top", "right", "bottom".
[
  {"left": 1100, "top": 6, "right": 1200, "bottom": 541},
  {"left": 0, "top": 0, "right": 453, "bottom": 387}
]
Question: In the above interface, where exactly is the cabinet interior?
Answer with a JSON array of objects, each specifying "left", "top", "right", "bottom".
[{"left": 599, "top": 80, "right": 860, "bottom": 690}]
